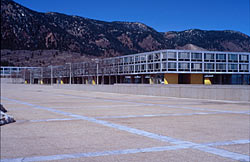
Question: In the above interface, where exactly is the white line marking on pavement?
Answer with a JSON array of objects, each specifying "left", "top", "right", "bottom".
[
  {"left": 2, "top": 97, "right": 249, "bottom": 162},
  {"left": 1, "top": 139, "right": 249, "bottom": 162},
  {"left": 29, "top": 118, "right": 79, "bottom": 123},
  {"left": 0, "top": 145, "right": 192, "bottom": 162},
  {"left": 96, "top": 112, "right": 222, "bottom": 119},
  {"left": 203, "top": 139, "right": 250, "bottom": 147}
]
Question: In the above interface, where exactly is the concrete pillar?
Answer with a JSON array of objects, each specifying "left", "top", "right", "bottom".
[
  {"left": 190, "top": 74, "right": 203, "bottom": 84},
  {"left": 131, "top": 76, "right": 135, "bottom": 84},
  {"left": 120, "top": 75, "right": 123, "bottom": 83},
  {"left": 164, "top": 73, "right": 178, "bottom": 84},
  {"left": 101, "top": 75, "right": 104, "bottom": 84},
  {"left": 141, "top": 75, "right": 144, "bottom": 84}
]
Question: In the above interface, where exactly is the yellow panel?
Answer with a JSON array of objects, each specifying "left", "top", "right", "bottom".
[
  {"left": 164, "top": 73, "right": 178, "bottom": 84},
  {"left": 204, "top": 78, "right": 212, "bottom": 85},
  {"left": 190, "top": 74, "right": 203, "bottom": 84},
  {"left": 149, "top": 78, "right": 153, "bottom": 84}
]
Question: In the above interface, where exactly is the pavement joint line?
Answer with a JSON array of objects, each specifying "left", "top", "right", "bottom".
[
  {"left": 2, "top": 97, "right": 249, "bottom": 162},
  {"left": 1, "top": 139, "right": 249, "bottom": 162},
  {"left": 14, "top": 110, "right": 246, "bottom": 123},
  {"left": 202, "top": 139, "right": 250, "bottom": 147},
  {"left": 16, "top": 112, "right": 221, "bottom": 123},
  {"left": 56, "top": 93, "right": 250, "bottom": 115},
  {"left": 95, "top": 112, "right": 226, "bottom": 119},
  {"left": 28, "top": 118, "right": 79, "bottom": 123},
  {"left": 51, "top": 104, "right": 148, "bottom": 109}
]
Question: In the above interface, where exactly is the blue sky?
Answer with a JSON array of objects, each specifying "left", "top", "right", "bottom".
[{"left": 14, "top": 0, "right": 250, "bottom": 35}]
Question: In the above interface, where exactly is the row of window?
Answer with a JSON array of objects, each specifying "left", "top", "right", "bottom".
[
  {"left": 107, "top": 52, "right": 249, "bottom": 65},
  {"left": 111, "top": 63, "right": 249, "bottom": 73}
]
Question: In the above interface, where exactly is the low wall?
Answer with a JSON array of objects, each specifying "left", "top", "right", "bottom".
[
  {"left": 1, "top": 78, "right": 24, "bottom": 84},
  {"left": 53, "top": 84, "right": 250, "bottom": 102}
]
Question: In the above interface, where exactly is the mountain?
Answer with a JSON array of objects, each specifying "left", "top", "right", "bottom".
[
  {"left": 164, "top": 29, "right": 250, "bottom": 52},
  {"left": 1, "top": 0, "right": 250, "bottom": 66}
]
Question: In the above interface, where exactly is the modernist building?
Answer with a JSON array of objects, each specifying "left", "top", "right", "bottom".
[{"left": 1, "top": 49, "right": 250, "bottom": 85}]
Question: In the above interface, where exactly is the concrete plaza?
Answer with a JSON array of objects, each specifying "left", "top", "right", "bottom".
[{"left": 0, "top": 84, "right": 249, "bottom": 162}]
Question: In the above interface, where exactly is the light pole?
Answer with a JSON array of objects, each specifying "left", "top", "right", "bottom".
[
  {"left": 50, "top": 65, "right": 53, "bottom": 85},
  {"left": 29, "top": 69, "right": 32, "bottom": 84},
  {"left": 40, "top": 67, "right": 43, "bottom": 84},
  {"left": 24, "top": 69, "right": 26, "bottom": 84},
  {"left": 93, "top": 59, "right": 99, "bottom": 85},
  {"left": 96, "top": 61, "right": 99, "bottom": 85},
  {"left": 66, "top": 63, "right": 72, "bottom": 84}
]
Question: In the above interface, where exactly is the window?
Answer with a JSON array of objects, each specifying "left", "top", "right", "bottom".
[
  {"left": 154, "top": 63, "right": 160, "bottom": 70},
  {"left": 240, "top": 55, "right": 248, "bottom": 61},
  {"left": 162, "top": 62, "right": 167, "bottom": 69},
  {"left": 179, "top": 62, "right": 189, "bottom": 69},
  {"left": 228, "top": 64, "right": 238, "bottom": 70},
  {"left": 228, "top": 54, "right": 238, "bottom": 61},
  {"left": 216, "top": 54, "right": 226, "bottom": 60},
  {"left": 154, "top": 53, "right": 160, "bottom": 60},
  {"left": 162, "top": 52, "right": 167, "bottom": 60},
  {"left": 140, "top": 55, "right": 146, "bottom": 62},
  {"left": 135, "top": 65, "right": 140, "bottom": 71},
  {"left": 148, "top": 54, "right": 153, "bottom": 61},
  {"left": 167, "top": 52, "right": 177, "bottom": 60},
  {"left": 205, "top": 53, "right": 214, "bottom": 60},
  {"left": 178, "top": 52, "right": 190, "bottom": 60},
  {"left": 168, "top": 62, "right": 176, "bottom": 69},
  {"left": 204, "top": 63, "right": 214, "bottom": 70},
  {"left": 124, "top": 66, "right": 129, "bottom": 72},
  {"left": 129, "top": 65, "right": 134, "bottom": 72},
  {"left": 148, "top": 64, "right": 153, "bottom": 70},
  {"left": 135, "top": 56, "right": 139, "bottom": 62},
  {"left": 119, "top": 66, "right": 123, "bottom": 72},
  {"left": 141, "top": 64, "right": 146, "bottom": 71},
  {"left": 240, "top": 64, "right": 248, "bottom": 70},
  {"left": 216, "top": 64, "right": 226, "bottom": 70},
  {"left": 119, "top": 58, "right": 123, "bottom": 64},
  {"left": 191, "top": 63, "right": 202, "bottom": 70},
  {"left": 129, "top": 57, "right": 134, "bottom": 63},
  {"left": 124, "top": 57, "right": 128, "bottom": 64},
  {"left": 191, "top": 53, "right": 202, "bottom": 60}
]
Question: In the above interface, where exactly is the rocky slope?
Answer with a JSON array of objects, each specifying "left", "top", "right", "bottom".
[{"left": 1, "top": 0, "right": 250, "bottom": 66}]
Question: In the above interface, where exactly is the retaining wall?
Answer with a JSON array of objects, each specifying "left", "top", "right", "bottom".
[{"left": 53, "top": 84, "right": 250, "bottom": 102}]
